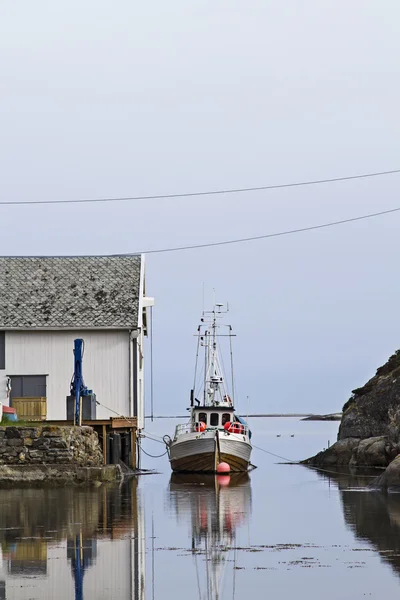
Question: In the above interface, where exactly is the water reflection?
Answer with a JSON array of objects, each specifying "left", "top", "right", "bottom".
[
  {"left": 305, "top": 466, "right": 400, "bottom": 579},
  {"left": 168, "top": 473, "right": 252, "bottom": 599},
  {"left": 0, "top": 482, "right": 145, "bottom": 600}
]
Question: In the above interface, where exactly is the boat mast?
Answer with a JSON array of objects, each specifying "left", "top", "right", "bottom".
[
  {"left": 204, "top": 304, "right": 226, "bottom": 406},
  {"left": 196, "top": 303, "right": 233, "bottom": 408}
]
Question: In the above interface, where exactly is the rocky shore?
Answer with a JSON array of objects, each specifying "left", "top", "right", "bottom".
[
  {"left": 303, "top": 349, "right": 400, "bottom": 487},
  {"left": 0, "top": 425, "right": 103, "bottom": 466},
  {"left": 0, "top": 425, "right": 122, "bottom": 485}
]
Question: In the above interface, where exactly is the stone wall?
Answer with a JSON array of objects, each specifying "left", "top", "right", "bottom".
[{"left": 0, "top": 426, "right": 103, "bottom": 466}]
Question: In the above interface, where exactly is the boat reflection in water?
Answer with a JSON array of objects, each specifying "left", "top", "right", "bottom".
[
  {"left": 0, "top": 481, "right": 145, "bottom": 600},
  {"left": 168, "top": 472, "right": 252, "bottom": 599}
]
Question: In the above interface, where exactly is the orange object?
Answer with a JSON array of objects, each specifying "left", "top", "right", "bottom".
[
  {"left": 195, "top": 422, "right": 206, "bottom": 432},
  {"left": 216, "top": 461, "right": 230, "bottom": 473},
  {"left": 217, "top": 474, "right": 231, "bottom": 487},
  {"left": 225, "top": 422, "right": 244, "bottom": 434}
]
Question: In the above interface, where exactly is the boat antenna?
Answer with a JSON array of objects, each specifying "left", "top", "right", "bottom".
[
  {"left": 192, "top": 326, "right": 201, "bottom": 403},
  {"left": 229, "top": 325, "right": 235, "bottom": 405}
]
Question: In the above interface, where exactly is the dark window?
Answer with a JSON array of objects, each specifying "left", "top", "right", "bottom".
[
  {"left": 9, "top": 375, "right": 47, "bottom": 401},
  {"left": 210, "top": 413, "right": 219, "bottom": 426},
  {"left": 222, "top": 413, "right": 230, "bottom": 425},
  {"left": 199, "top": 412, "right": 207, "bottom": 424},
  {"left": 0, "top": 333, "right": 4, "bottom": 370}
]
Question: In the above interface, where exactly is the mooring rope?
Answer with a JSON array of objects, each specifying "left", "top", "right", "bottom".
[
  {"left": 252, "top": 443, "right": 377, "bottom": 479},
  {"left": 140, "top": 447, "right": 168, "bottom": 459}
]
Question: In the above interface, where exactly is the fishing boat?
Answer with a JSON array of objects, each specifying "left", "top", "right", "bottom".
[{"left": 165, "top": 304, "right": 252, "bottom": 473}]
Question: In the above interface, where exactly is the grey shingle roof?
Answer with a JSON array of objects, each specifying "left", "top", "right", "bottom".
[{"left": 0, "top": 256, "right": 142, "bottom": 329}]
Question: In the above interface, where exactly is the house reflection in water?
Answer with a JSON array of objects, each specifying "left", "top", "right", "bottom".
[{"left": 0, "top": 480, "right": 145, "bottom": 600}]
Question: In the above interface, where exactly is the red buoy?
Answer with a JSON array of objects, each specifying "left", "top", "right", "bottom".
[
  {"left": 216, "top": 474, "right": 230, "bottom": 487},
  {"left": 195, "top": 422, "right": 206, "bottom": 432},
  {"left": 217, "top": 461, "right": 230, "bottom": 473},
  {"left": 223, "top": 422, "right": 232, "bottom": 431}
]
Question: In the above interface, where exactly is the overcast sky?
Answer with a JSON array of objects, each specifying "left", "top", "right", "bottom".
[{"left": 1, "top": 1, "right": 400, "bottom": 415}]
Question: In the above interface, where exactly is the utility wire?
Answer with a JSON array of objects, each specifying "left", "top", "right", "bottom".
[
  {"left": 1, "top": 168, "right": 399, "bottom": 206},
  {"left": 119, "top": 205, "right": 400, "bottom": 255}
]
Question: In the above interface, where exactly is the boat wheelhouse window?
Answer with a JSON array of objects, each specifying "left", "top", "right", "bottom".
[
  {"left": 210, "top": 413, "right": 219, "bottom": 426},
  {"left": 199, "top": 413, "right": 207, "bottom": 424},
  {"left": 222, "top": 413, "right": 230, "bottom": 425}
]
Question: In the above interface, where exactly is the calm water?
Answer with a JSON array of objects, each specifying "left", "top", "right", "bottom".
[{"left": 1, "top": 417, "right": 400, "bottom": 599}]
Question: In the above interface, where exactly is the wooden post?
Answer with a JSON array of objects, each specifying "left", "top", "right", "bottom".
[
  {"left": 102, "top": 424, "right": 107, "bottom": 465},
  {"left": 131, "top": 428, "right": 137, "bottom": 470}
]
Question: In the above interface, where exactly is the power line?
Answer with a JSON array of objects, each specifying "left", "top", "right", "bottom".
[
  {"left": 1, "top": 168, "right": 400, "bottom": 206},
  {"left": 123, "top": 205, "right": 400, "bottom": 255}
]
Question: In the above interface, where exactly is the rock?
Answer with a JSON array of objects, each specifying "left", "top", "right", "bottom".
[
  {"left": 340, "top": 350, "right": 400, "bottom": 442},
  {"left": 41, "top": 426, "right": 65, "bottom": 438},
  {"left": 7, "top": 439, "right": 23, "bottom": 447},
  {"left": 304, "top": 349, "right": 400, "bottom": 467},
  {"left": 5, "top": 427, "right": 22, "bottom": 439},
  {"left": 303, "top": 436, "right": 400, "bottom": 468},
  {"left": 0, "top": 464, "right": 121, "bottom": 485},
  {"left": 301, "top": 413, "right": 342, "bottom": 421},
  {"left": 350, "top": 437, "right": 399, "bottom": 467},
  {"left": 302, "top": 438, "right": 360, "bottom": 466},
  {"left": 0, "top": 426, "right": 103, "bottom": 469},
  {"left": 369, "top": 455, "right": 400, "bottom": 491}
]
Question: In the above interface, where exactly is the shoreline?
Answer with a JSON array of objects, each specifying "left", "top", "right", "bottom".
[{"left": 145, "top": 413, "right": 341, "bottom": 419}]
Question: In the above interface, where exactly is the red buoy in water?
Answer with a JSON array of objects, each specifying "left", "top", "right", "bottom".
[
  {"left": 216, "top": 475, "right": 230, "bottom": 487},
  {"left": 217, "top": 461, "right": 230, "bottom": 473}
]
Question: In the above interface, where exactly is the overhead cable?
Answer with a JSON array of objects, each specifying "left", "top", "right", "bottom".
[
  {"left": 1, "top": 168, "right": 399, "bottom": 206},
  {"left": 119, "top": 205, "right": 400, "bottom": 255}
]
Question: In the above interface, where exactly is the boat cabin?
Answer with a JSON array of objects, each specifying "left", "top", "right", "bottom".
[{"left": 193, "top": 407, "right": 234, "bottom": 428}]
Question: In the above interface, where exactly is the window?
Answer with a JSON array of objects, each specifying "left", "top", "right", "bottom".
[
  {"left": 210, "top": 413, "right": 219, "bottom": 426},
  {"left": 198, "top": 413, "right": 207, "bottom": 424},
  {"left": 222, "top": 413, "right": 230, "bottom": 426},
  {"left": 0, "top": 332, "right": 4, "bottom": 370}
]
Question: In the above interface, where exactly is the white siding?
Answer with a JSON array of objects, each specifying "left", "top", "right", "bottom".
[
  {"left": 0, "top": 537, "right": 144, "bottom": 600},
  {"left": 0, "top": 330, "right": 130, "bottom": 420},
  {"left": 136, "top": 329, "right": 145, "bottom": 430}
]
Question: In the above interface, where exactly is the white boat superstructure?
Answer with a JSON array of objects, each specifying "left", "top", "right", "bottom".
[{"left": 166, "top": 305, "right": 252, "bottom": 473}]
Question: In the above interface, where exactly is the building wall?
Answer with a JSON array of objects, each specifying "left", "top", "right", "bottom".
[
  {"left": 136, "top": 330, "right": 145, "bottom": 430},
  {"left": 0, "top": 330, "right": 130, "bottom": 420},
  {"left": 0, "top": 537, "right": 143, "bottom": 600}
]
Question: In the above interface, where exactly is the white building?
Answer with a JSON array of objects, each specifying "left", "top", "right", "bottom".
[{"left": 0, "top": 255, "right": 154, "bottom": 427}]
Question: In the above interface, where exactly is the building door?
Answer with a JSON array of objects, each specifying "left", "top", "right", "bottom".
[
  {"left": 9, "top": 375, "right": 47, "bottom": 421},
  {"left": 9, "top": 375, "right": 46, "bottom": 400}
]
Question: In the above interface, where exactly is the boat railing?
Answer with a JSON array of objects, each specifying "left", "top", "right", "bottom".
[
  {"left": 174, "top": 422, "right": 250, "bottom": 438},
  {"left": 175, "top": 422, "right": 198, "bottom": 437}
]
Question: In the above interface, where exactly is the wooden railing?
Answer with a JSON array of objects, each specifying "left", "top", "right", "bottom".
[{"left": 12, "top": 397, "right": 47, "bottom": 421}]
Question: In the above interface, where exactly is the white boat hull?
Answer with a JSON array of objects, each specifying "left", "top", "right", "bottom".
[{"left": 169, "top": 430, "right": 252, "bottom": 472}]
